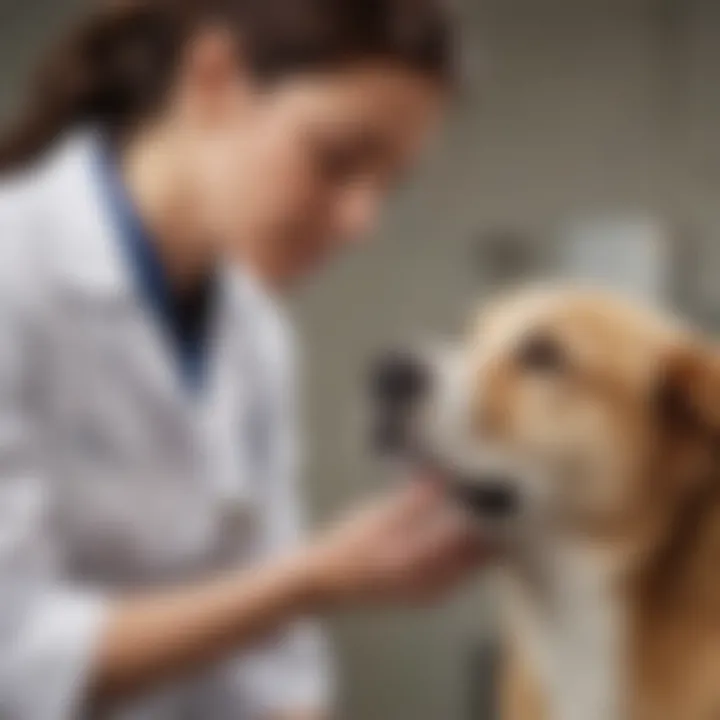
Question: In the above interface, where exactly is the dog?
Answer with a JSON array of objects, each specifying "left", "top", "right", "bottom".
[{"left": 369, "top": 285, "right": 720, "bottom": 720}]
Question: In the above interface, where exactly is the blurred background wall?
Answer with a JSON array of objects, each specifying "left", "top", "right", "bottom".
[{"left": 2, "top": 1, "right": 720, "bottom": 718}]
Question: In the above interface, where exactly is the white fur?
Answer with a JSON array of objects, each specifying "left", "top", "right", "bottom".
[{"left": 503, "top": 538, "right": 625, "bottom": 720}]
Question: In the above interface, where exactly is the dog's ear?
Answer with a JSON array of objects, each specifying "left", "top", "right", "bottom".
[
  {"left": 657, "top": 341, "right": 720, "bottom": 437},
  {"left": 655, "top": 341, "right": 720, "bottom": 493}
]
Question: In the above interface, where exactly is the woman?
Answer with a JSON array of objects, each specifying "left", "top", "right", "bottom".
[{"left": 0, "top": 1, "right": 482, "bottom": 718}]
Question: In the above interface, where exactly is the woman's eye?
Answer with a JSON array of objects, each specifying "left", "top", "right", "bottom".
[
  {"left": 313, "top": 140, "right": 364, "bottom": 183},
  {"left": 516, "top": 333, "right": 567, "bottom": 374}
]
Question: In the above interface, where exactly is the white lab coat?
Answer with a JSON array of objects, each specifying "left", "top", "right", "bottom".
[{"left": 0, "top": 131, "right": 332, "bottom": 720}]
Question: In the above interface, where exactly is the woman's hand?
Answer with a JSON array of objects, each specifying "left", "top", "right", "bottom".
[
  {"left": 90, "top": 480, "right": 486, "bottom": 709},
  {"left": 303, "top": 479, "right": 488, "bottom": 608}
]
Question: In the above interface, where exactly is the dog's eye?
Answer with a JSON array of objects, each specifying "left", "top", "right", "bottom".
[{"left": 516, "top": 333, "right": 567, "bottom": 374}]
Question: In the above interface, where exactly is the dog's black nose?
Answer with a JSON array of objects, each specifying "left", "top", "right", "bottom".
[
  {"left": 453, "top": 479, "right": 520, "bottom": 519},
  {"left": 370, "top": 351, "right": 429, "bottom": 406}
]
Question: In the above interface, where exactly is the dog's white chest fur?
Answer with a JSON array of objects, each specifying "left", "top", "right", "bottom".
[{"left": 504, "top": 542, "right": 625, "bottom": 720}]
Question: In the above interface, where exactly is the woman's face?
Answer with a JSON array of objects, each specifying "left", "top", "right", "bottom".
[{"left": 176, "top": 36, "right": 446, "bottom": 288}]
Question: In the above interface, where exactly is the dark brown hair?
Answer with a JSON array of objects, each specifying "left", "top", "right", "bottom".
[{"left": 0, "top": 0, "right": 455, "bottom": 172}]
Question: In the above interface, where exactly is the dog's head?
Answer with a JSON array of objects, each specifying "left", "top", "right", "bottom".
[{"left": 370, "top": 286, "right": 720, "bottom": 541}]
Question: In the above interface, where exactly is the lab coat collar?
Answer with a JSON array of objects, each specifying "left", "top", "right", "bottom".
[
  {"left": 43, "top": 128, "right": 134, "bottom": 301},
  {"left": 42, "top": 128, "right": 293, "bottom": 341}
]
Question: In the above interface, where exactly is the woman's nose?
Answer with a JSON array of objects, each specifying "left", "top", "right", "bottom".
[{"left": 335, "top": 185, "right": 382, "bottom": 244}]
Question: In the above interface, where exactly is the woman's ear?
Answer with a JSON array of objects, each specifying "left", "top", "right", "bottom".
[{"left": 178, "top": 25, "right": 248, "bottom": 125}]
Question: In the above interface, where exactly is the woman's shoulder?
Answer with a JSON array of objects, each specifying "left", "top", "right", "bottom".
[
  {"left": 0, "top": 130, "right": 115, "bottom": 300},
  {"left": 0, "top": 173, "right": 47, "bottom": 289},
  {"left": 0, "top": 133, "right": 77, "bottom": 248}
]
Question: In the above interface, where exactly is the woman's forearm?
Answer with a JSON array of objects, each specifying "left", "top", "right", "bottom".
[
  {"left": 89, "top": 550, "right": 326, "bottom": 711},
  {"left": 87, "top": 482, "right": 484, "bottom": 712}
]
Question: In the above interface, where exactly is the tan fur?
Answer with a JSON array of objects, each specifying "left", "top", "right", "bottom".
[
  {"left": 500, "top": 638, "right": 548, "bottom": 720},
  {"left": 464, "top": 287, "right": 720, "bottom": 720}
]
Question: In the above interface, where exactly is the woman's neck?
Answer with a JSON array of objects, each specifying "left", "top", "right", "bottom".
[
  {"left": 118, "top": 126, "right": 292, "bottom": 297},
  {"left": 119, "top": 129, "right": 215, "bottom": 292}
]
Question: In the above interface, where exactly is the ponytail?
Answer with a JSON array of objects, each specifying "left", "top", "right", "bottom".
[
  {"left": 0, "top": 2, "right": 187, "bottom": 172},
  {"left": 0, "top": 0, "right": 455, "bottom": 173}
]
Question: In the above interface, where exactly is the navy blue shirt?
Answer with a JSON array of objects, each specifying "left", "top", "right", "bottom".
[{"left": 94, "top": 142, "right": 217, "bottom": 391}]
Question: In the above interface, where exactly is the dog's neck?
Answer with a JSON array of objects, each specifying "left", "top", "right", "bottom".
[
  {"left": 502, "top": 530, "right": 628, "bottom": 720},
  {"left": 633, "top": 477, "right": 720, "bottom": 616},
  {"left": 503, "top": 479, "right": 720, "bottom": 720}
]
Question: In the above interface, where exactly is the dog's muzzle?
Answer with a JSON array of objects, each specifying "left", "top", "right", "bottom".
[{"left": 369, "top": 350, "right": 523, "bottom": 521}]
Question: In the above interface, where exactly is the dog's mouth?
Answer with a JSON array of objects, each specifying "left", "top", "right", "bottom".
[
  {"left": 450, "top": 476, "right": 522, "bottom": 518},
  {"left": 369, "top": 349, "right": 523, "bottom": 523},
  {"left": 377, "top": 432, "right": 523, "bottom": 522}
]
